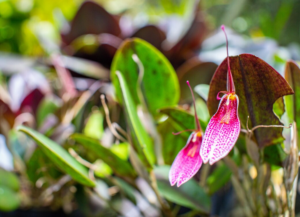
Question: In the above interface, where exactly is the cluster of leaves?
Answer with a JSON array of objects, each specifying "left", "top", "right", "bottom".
[{"left": 0, "top": 1, "right": 300, "bottom": 217}]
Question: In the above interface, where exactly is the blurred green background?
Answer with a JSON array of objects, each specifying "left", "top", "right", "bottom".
[{"left": 1, "top": 0, "right": 299, "bottom": 55}]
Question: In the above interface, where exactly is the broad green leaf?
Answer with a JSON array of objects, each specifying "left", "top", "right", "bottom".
[
  {"left": 160, "top": 107, "right": 206, "bottom": 131},
  {"left": 157, "top": 118, "right": 187, "bottom": 164},
  {"left": 18, "top": 126, "right": 95, "bottom": 187},
  {"left": 0, "top": 186, "right": 20, "bottom": 212},
  {"left": 194, "top": 84, "right": 210, "bottom": 101},
  {"left": 0, "top": 170, "right": 20, "bottom": 192},
  {"left": 284, "top": 61, "right": 300, "bottom": 143},
  {"left": 111, "top": 38, "right": 179, "bottom": 115},
  {"left": 207, "top": 54, "right": 294, "bottom": 147},
  {"left": 83, "top": 110, "right": 104, "bottom": 139},
  {"left": 115, "top": 71, "right": 155, "bottom": 167},
  {"left": 155, "top": 166, "right": 210, "bottom": 213},
  {"left": 71, "top": 134, "right": 136, "bottom": 178},
  {"left": 206, "top": 164, "right": 231, "bottom": 195}
]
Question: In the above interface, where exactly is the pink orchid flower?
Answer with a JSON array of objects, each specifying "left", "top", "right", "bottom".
[
  {"left": 169, "top": 81, "right": 203, "bottom": 187},
  {"left": 200, "top": 25, "right": 241, "bottom": 165}
]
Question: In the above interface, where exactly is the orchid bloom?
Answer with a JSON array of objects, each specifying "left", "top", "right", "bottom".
[
  {"left": 169, "top": 81, "right": 203, "bottom": 187},
  {"left": 200, "top": 25, "right": 241, "bottom": 165}
]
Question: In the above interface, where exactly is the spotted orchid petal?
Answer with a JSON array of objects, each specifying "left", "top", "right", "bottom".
[
  {"left": 200, "top": 93, "right": 240, "bottom": 165},
  {"left": 169, "top": 132, "right": 203, "bottom": 187}
]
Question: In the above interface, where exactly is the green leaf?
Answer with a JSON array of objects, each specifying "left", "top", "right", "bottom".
[
  {"left": 115, "top": 71, "right": 155, "bottom": 167},
  {"left": 110, "top": 143, "right": 130, "bottom": 160},
  {"left": 207, "top": 54, "right": 294, "bottom": 147},
  {"left": 94, "top": 161, "right": 113, "bottom": 178},
  {"left": 0, "top": 170, "right": 20, "bottom": 192},
  {"left": 194, "top": 98, "right": 210, "bottom": 124},
  {"left": 26, "top": 148, "right": 62, "bottom": 183},
  {"left": 160, "top": 107, "right": 206, "bottom": 131},
  {"left": 0, "top": 186, "right": 20, "bottom": 212},
  {"left": 284, "top": 61, "right": 300, "bottom": 142},
  {"left": 111, "top": 38, "right": 179, "bottom": 115},
  {"left": 157, "top": 118, "right": 187, "bottom": 164},
  {"left": 206, "top": 164, "right": 231, "bottom": 195},
  {"left": 273, "top": 97, "right": 285, "bottom": 119},
  {"left": 194, "top": 84, "right": 210, "bottom": 101},
  {"left": 18, "top": 126, "right": 95, "bottom": 187},
  {"left": 264, "top": 144, "right": 287, "bottom": 166},
  {"left": 83, "top": 110, "right": 104, "bottom": 139},
  {"left": 71, "top": 134, "right": 136, "bottom": 178},
  {"left": 155, "top": 166, "right": 210, "bottom": 213}
]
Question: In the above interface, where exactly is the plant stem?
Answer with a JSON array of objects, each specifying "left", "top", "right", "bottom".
[{"left": 149, "top": 170, "right": 174, "bottom": 217}]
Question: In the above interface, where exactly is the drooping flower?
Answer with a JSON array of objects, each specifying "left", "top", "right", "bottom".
[
  {"left": 200, "top": 25, "right": 241, "bottom": 165},
  {"left": 169, "top": 81, "right": 203, "bottom": 187}
]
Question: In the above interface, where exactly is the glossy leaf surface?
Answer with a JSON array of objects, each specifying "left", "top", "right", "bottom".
[
  {"left": 111, "top": 38, "right": 179, "bottom": 115},
  {"left": 208, "top": 54, "right": 294, "bottom": 147},
  {"left": 18, "top": 126, "right": 95, "bottom": 187}
]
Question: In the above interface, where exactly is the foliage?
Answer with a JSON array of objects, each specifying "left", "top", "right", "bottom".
[{"left": 0, "top": 1, "right": 299, "bottom": 217}]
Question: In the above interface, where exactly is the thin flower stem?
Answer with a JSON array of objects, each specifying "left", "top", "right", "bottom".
[
  {"left": 112, "top": 122, "right": 128, "bottom": 140},
  {"left": 241, "top": 115, "right": 292, "bottom": 135},
  {"left": 101, "top": 94, "right": 127, "bottom": 143},
  {"left": 186, "top": 80, "right": 201, "bottom": 131},
  {"left": 69, "top": 148, "right": 96, "bottom": 180},
  {"left": 251, "top": 124, "right": 292, "bottom": 132},
  {"left": 149, "top": 170, "right": 174, "bottom": 217},
  {"left": 221, "top": 25, "right": 235, "bottom": 93},
  {"left": 172, "top": 129, "right": 195, "bottom": 135}
]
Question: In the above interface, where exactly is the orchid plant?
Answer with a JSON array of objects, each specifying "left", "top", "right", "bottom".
[
  {"left": 0, "top": 4, "right": 299, "bottom": 215},
  {"left": 201, "top": 25, "right": 241, "bottom": 165}
]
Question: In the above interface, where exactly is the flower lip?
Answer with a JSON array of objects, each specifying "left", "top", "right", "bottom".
[
  {"left": 201, "top": 92, "right": 240, "bottom": 165},
  {"left": 169, "top": 131, "right": 203, "bottom": 187}
]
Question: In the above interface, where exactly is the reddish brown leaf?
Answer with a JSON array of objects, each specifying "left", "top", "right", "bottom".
[
  {"left": 61, "top": 1, "right": 121, "bottom": 45},
  {"left": 0, "top": 100, "right": 15, "bottom": 128},
  {"left": 177, "top": 57, "right": 217, "bottom": 103},
  {"left": 167, "top": 10, "right": 207, "bottom": 68},
  {"left": 131, "top": 25, "right": 166, "bottom": 50},
  {"left": 207, "top": 54, "right": 293, "bottom": 147},
  {"left": 17, "top": 88, "right": 44, "bottom": 116}
]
